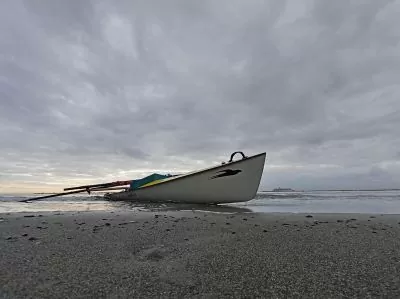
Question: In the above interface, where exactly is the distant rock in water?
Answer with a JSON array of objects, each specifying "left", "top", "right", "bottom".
[{"left": 272, "top": 187, "right": 295, "bottom": 192}]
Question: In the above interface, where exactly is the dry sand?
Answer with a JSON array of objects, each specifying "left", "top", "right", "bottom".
[{"left": 1, "top": 210, "right": 400, "bottom": 298}]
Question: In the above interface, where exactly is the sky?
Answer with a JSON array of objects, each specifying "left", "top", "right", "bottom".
[{"left": 1, "top": 0, "right": 400, "bottom": 193}]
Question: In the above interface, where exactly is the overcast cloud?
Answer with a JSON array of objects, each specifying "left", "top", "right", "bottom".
[{"left": 1, "top": 0, "right": 400, "bottom": 193}]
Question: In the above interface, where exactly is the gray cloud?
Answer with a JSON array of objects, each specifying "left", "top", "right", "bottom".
[{"left": 1, "top": 0, "right": 400, "bottom": 192}]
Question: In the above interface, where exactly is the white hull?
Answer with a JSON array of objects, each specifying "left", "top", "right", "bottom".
[{"left": 106, "top": 152, "right": 266, "bottom": 204}]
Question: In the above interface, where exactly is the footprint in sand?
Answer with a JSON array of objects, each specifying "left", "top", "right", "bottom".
[{"left": 140, "top": 247, "right": 167, "bottom": 261}]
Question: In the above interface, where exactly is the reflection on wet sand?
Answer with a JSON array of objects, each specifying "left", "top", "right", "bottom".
[
  {"left": 0, "top": 199, "right": 253, "bottom": 214},
  {"left": 0, "top": 200, "right": 115, "bottom": 213},
  {"left": 113, "top": 201, "right": 254, "bottom": 214}
]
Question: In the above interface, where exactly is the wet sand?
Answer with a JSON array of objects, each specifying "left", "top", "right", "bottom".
[{"left": 1, "top": 210, "right": 400, "bottom": 298}]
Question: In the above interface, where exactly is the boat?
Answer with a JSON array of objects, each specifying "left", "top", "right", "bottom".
[{"left": 104, "top": 151, "right": 266, "bottom": 204}]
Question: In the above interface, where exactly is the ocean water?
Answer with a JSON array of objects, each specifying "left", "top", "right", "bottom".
[{"left": 1, "top": 190, "right": 400, "bottom": 214}]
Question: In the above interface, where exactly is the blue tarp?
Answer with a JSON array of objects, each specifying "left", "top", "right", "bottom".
[{"left": 129, "top": 173, "right": 173, "bottom": 190}]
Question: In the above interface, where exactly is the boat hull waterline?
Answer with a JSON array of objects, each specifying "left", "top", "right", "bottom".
[{"left": 105, "top": 152, "right": 266, "bottom": 204}]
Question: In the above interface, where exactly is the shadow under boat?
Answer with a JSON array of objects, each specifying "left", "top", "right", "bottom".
[{"left": 109, "top": 200, "right": 253, "bottom": 214}]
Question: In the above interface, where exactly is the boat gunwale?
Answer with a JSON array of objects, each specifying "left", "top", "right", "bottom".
[{"left": 130, "top": 152, "right": 266, "bottom": 192}]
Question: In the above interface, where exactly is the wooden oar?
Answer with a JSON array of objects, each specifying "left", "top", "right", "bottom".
[
  {"left": 20, "top": 185, "right": 130, "bottom": 203},
  {"left": 19, "top": 189, "right": 91, "bottom": 203},
  {"left": 63, "top": 180, "right": 131, "bottom": 191}
]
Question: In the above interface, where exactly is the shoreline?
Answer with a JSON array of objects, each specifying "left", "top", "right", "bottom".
[
  {"left": 1, "top": 210, "right": 400, "bottom": 297},
  {"left": 3, "top": 199, "right": 400, "bottom": 215}
]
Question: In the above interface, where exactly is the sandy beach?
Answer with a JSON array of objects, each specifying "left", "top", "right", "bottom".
[{"left": 1, "top": 210, "right": 400, "bottom": 298}]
